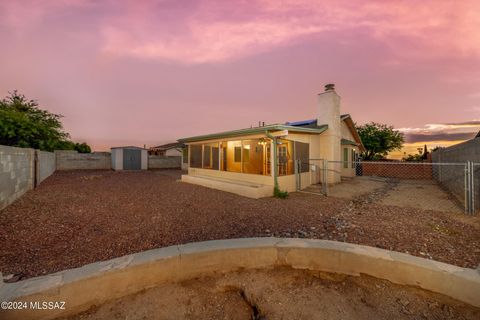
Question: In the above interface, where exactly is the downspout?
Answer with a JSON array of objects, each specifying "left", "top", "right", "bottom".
[{"left": 265, "top": 131, "right": 278, "bottom": 190}]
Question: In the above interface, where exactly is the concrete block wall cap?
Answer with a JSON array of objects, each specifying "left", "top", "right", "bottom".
[
  {"left": 275, "top": 238, "right": 478, "bottom": 276},
  {"left": 178, "top": 237, "right": 279, "bottom": 255}
]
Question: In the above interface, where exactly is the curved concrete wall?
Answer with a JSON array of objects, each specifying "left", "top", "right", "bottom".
[{"left": 1, "top": 238, "right": 479, "bottom": 319}]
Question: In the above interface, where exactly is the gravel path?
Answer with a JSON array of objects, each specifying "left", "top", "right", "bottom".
[{"left": 0, "top": 170, "right": 479, "bottom": 280}]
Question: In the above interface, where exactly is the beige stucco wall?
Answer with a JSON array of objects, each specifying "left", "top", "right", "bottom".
[
  {"left": 188, "top": 167, "right": 274, "bottom": 186},
  {"left": 277, "top": 172, "right": 311, "bottom": 192},
  {"left": 341, "top": 121, "right": 355, "bottom": 141},
  {"left": 181, "top": 175, "right": 273, "bottom": 198},
  {"left": 340, "top": 146, "right": 358, "bottom": 178},
  {"left": 340, "top": 122, "right": 359, "bottom": 178}
]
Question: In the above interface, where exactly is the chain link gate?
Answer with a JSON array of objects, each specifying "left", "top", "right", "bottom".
[{"left": 295, "top": 158, "right": 328, "bottom": 195}]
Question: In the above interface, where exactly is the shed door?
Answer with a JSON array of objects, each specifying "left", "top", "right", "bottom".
[{"left": 123, "top": 149, "right": 141, "bottom": 170}]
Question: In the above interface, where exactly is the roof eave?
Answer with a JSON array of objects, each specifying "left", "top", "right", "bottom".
[{"left": 178, "top": 125, "right": 328, "bottom": 143}]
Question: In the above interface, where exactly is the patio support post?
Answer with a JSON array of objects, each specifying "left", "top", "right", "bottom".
[{"left": 265, "top": 131, "right": 278, "bottom": 190}]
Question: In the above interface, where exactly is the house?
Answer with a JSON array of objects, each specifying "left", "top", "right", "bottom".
[
  {"left": 148, "top": 142, "right": 185, "bottom": 157},
  {"left": 178, "top": 84, "right": 365, "bottom": 198},
  {"left": 148, "top": 142, "right": 188, "bottom": 170}
]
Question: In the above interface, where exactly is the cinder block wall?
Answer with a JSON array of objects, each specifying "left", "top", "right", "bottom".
[
  {"left": 148, "top": 155, "right": 181, "bottom": 169},
  {"left": 55, "top": 151, "right": 111, "bottom": 170},
  {"left": 36, "top": 150, "right": 56, "bottom": 184},
  {"left": 432, "top": 138, "right": 480, "bottom": 212},
  {"left": 432, "top": 139, "right": 480, "bottom": 163},
  {"left": 0, "top": 145, "right": 35, "bottom": 210}
]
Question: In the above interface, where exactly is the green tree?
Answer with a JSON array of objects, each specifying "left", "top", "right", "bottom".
[
  {"left": 74, "top": 142, "right": 91, "bottom": 153},
  {"left": 402, "top": 153, "right": 424, "bottom": 162},
  {"left": 0, "top": 91, "right": 91, "bottom": 152},
  {"left": 356, "top": 122, "right": 404, "bottom": 160}
]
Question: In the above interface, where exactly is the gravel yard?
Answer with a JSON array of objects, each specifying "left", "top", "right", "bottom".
[
  {"left": 0, "top": 169, "right": 479, "bottom": 280},
  {"left": 328, "top": 176, "right": 463, "bottom": 213}
]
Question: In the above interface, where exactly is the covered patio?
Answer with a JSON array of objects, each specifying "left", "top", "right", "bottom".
[{"left": 179, "top": 124, "right": 325, "bottom": 198}]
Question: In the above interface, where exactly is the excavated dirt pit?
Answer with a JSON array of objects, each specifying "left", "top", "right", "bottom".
[{"left": 58, "top": 267, "right": 479, "bottom": 320}]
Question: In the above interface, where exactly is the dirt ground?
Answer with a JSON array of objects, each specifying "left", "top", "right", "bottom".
[
  {"left": 59, "top": 267, "right": 479, "bottom": 320},
  {"left": 0, "top": 170, "right": 479, "bottom": 280},
  {"left": 328, "top": 176, "right": 462, "bottom": 213}
]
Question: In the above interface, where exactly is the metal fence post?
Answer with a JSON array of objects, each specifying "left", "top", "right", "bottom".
[
  {"left": 468, "top": 161, "right": 474, "bottom": 215},
  {"left": 471, "top": 162, "right": 475, "bottom": 215},
  {"left": 465, "top": 162, "right": 469, "bottom": 215},
  {"left": 323, "top": 159, "right": 329, "bottom": 196}
]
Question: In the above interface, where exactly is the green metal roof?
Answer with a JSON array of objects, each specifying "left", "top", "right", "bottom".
[
  {"left": 179, "top": 124, "right": 328, "bottom": 143},
  {"left": 341, "top": 138, "right": 358, "bottom": 146}
]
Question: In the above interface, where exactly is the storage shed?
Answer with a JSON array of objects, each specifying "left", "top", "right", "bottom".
[{"left": 111, "top": 146, "right": 148, "bottom": 170}]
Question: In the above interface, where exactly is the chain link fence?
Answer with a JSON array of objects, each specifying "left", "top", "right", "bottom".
[
  {"left": 474, "top": 163, "right": 480, "bottom": 215},
  {"left": 296, "top": 160, "right": 477, "bottom": 215}
]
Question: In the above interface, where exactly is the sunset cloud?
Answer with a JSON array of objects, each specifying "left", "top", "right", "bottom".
[
  {"left": 99, "top": 0, "right": 480, "bottom": 63},
  {"left": 399, "top": 121, "right": 480, "bottom": 143},
  {"left": 0, "top": 1, "right": 479, "bottom": 150},
  {"left": 1, "top": 0, "right": 479, "bottom": 64}
]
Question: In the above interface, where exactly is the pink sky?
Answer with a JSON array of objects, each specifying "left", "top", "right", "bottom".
[{"left": 1, "top": 0, "right": 479, "bottom": 152}]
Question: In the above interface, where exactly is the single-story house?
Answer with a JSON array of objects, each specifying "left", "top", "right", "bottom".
[
  {"left": 148, "top": 142, "right": 185, "bottom": 156},
  {"left": 178, "top": 84, "right": 365, "bottom": 198},
  {"left": 148, "top": 142, "right": 187, "bottom": 170}
]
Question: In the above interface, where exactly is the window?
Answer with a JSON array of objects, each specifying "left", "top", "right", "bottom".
[
  {"left": 278, "top": 145, "right": 287, "bottom": 175},
  {"left": 243, "top": 144, "right": 250, "bottom": 162},
  {"left": 224, "top": 141, "right": 243, "bottom": 173},
  {"left": 202, "top": 143, "right": 219, "bottom": 170},
  {"left": 294, "top": 141, "right": 310, "bottom": 173},
  {"left": 190, "top": 145, "right": 202, "bottom": 168},
  {"left": 203, "top": 145, "right": 211, "bottom": 168},
  {"left": 351, "top": 149, "right": 356, "bottom": 168},
  {"left": 277, "top": 139, "right": 294, "bottom": 176},
  {"left": 192, "top": 139, "right": 270, "bottom": 175},
  {"left": 234, "top": 146, "right": 242, "bottom": 163},
  {"left": 343, "top": 148, "right": 349, "bottom": 168},
  {"left": 220, "top": 141, "right": 227, "bottom": 171},
  {"left": 242, "top": 140, "right": 265, "bottom": 175}
]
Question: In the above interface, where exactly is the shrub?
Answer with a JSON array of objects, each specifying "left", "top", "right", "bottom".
[{"left": 273, "top": 186, "right": 289, "bottom": 199}]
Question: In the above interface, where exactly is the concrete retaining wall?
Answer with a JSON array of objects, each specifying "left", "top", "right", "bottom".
[
  {"left": 148, "top": 155, "right": 181, "bottom": 169},
  {"left": 0, "top": 146, "right": 35, "bottom": 210},
  {"left": 55, "top": 151, "right": 111, "bottom": 170},
  {"left": 1, "top": 238, "right": 479, "bottom": 319}
]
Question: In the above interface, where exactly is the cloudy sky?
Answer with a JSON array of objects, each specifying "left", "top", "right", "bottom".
[{"left": 1, "top": 0, "right": 479, "bottom": 153}]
